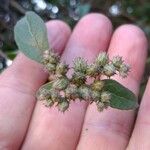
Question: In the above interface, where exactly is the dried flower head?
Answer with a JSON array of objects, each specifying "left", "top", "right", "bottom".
[
  {"left": 92, "top": 80, "right": 105, "bottom": 91},
  {"left": 96, "top": 52, "right": 109, "bottom": 66},
  {"left": 58, "top": 99, "right": 69, "bottom": 112},
  {"left": 119, "top": 63, "right": 130, "bottom": 78},
  {"left": 65, "top": 84, "right": 79, "bottom": 100},
  {"left": 46, "top": 63, "right": 56, "bottom": 72},
  {"left": 71, "top": 72, "right": 86, "bottom": 86},
  {"left": 56, "top": 62, "right": 69, "bottom": 75},
  {"left": 96, "top": 102, "right": 105, "bottom": 112},
  {"left": 44, "top": 99, "right": 54, "bottom": 107},
  {"left": 73, "top": 57, "right": 87, "bottom": 74},
  {"left": 91, "top": 90, "right": 101, "bottom": 101},
  {"left": 53, "top": 77, "right": 69, "bottom": 90},
  {"left": 79, "top": 85, "right": 91, "bottom": 100},
  {"left": 86, "top": 64, "right": 98, "bottom": 76},
  {"left": 50, "top": 90, "right": 60, "bottom": 102},
  {"left": 112, "top": 56, "right": 123, "bottom": 68},
  {"left": 101, "top": 91, "right": 111, "bottom": 103},
  {"left": 103, "top": 64, "right": 116, "bottom": 77},
  {"left": 38, "top": 89, "right": 51, "bottom": 101}
]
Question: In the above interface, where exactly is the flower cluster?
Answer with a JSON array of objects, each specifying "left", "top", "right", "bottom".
[{"left": 37, "top": 50, "right": 130, "bottom": 112}]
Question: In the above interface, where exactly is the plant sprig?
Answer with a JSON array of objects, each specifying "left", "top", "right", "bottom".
[{"left": 14, "top": 11, "right": 138, "bottom": 112}]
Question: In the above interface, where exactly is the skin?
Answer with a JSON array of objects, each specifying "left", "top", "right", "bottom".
[{"left": 0, "top": 13, "right": 149, "bottom": 150}]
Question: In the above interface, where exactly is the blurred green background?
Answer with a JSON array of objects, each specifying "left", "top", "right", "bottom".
[{"left": 0, "top": 0, "right": 149, "bottom": 98}]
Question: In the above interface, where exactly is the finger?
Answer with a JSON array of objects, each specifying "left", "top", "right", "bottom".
[
  {"left": 0, "top": 20, "right": 71, "bottom": 150},
  {"left": 77, "top": 25, "right": 148, "bottom": 150},
  {"left": 21, "top": 13, "right": 112, "bottom": 150},
  {"left": 127, "top": 78, "right": 150, "bottom": 149}
]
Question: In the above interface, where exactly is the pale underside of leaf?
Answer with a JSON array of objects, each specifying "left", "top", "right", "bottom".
[{"left": 14, "top": 11, "right": 49, "bottom": 63}]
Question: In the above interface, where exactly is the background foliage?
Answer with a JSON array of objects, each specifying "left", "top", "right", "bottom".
[{"left": 0, "top": 0, "right": 149, "bottom": 98}]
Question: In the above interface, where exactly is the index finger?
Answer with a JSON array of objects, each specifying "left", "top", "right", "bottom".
[{"left": 0, "top": 20, "right": 71, "bottom": 149}]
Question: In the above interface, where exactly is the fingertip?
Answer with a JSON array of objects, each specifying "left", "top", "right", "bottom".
[
  {"left": 75, "top": 13, "right": 113, "bottom": 49},
  {"left": 46, "top": 20, "right": 71, "bottom": 53},
  {"left": 80, "top": 13, "right": 112, "bottom": 28},
  {"left": 116, "top": 24, "right": 147, "bottom": 37},
  {"left": 63, "top": 13, "right": 113, "bottom": 62},
  {"left": 108, "top": 24, "right": 148, "bottom": 82},
  {"left": 111, "top": 24, "right": 148, "bottom": 57}
]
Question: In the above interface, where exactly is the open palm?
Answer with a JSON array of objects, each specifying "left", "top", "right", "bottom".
[{"left": 0, "top": 13, "right": 149, "bottom": 150}]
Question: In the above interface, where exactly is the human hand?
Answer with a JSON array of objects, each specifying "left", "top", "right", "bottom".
[{"left": 0, "top": 13, "right": 149, "bottom": 150}]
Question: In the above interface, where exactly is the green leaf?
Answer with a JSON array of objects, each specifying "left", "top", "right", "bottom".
[
  {"left": 14, "top": 11, "right": 49, "bottom": 63},
  {"left": 102, "top": 79, "right": 138, "bottom": 110}
]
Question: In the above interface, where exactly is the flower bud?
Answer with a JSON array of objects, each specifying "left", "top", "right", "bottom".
[
  {"left": 43, "top": 50, "right": 50, "bottom": 61},
  {"left": 91, "top": 90, "right": 101, "bottom": 101},
  {"left": 38, "top": 94, "right": 46, "bottom": 101},
  {"left": 50, "top": 90, "right": 60, "bottom": 102},
  {"left": 42, "top": 58, "right": 49, "bottom": 65},
  {"left": 86, "top": 64, "right": 98, "bottom": 76},
  {"left": 56, "top": 62, "right": 69, "bottom": 75},
  {"left": 92, "top": 80, "right": 104, "bottom": 91},
  {"left": 119, "top": 63, "right": 130, "bottom": 78},
  {"left": 38, "top": 89, "right": 51, "bottom": 101},
  {"left": 53, "top": 77, "right": 69, "bottom": 90},
  {"left": 112, "top": 56, "right": 123, "bottom": 68},
  {"left": 101, "top": 91, "right": 111, "bottom": 103},
  {"left": 65, "top": 84, "right": 79, "bottom": 100},
  {"left": 46, "top": 63, "right": 56, "bottom": 72},
  {"left": 96, "top": 102, "right": 105, "bottom": 112},
  {"left": 71, "top": 72, "right": 86, "bottom": 86},
  {"left": 48, "top": 52, "right": 60, "bottom": 64},
  {"left": 45, "top": 99, "right": 54, "bottom": 107},
  {"left": 43, "top": 50, "right": 50, "bottom": 55},
  {"left": 73, "top": 57, "right": 87, "bottom": 74},
  {"left": 43, "top": 51, "right": 60, "bottom": 65},
  {"left": 58, "top": 99, "right": 69, "bottom": 112},
  {"left": 103, "top": 64, "right": 116, "bottom": 77},
  {"left": 79, "top": 85, "right": 91, "bottom": 100},
  {"left": 96, "top": 52, "right": 109, "bottom": 66}
]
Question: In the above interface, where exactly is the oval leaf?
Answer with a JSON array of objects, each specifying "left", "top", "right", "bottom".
[
  {"left": 102, "top": 79, "right": 138, "bottom": 110},
  {"left": 14, "top": 11, "right": 49, "bottom": 63}
]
